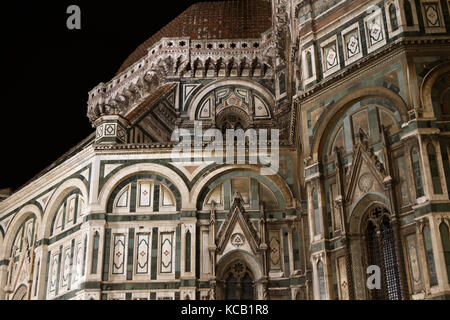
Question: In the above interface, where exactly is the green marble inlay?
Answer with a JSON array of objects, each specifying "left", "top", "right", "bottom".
[
  {"left": 151, "top": 228, "right": 158, "bottom": 280},
  {"left": 103, "top": 229, "right": 111, "bottom": 281},
  {"left": 127, "top": 228, "right": 135, "bottom": 280}
]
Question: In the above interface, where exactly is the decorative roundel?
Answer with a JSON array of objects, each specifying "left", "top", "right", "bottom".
[
  {"left": 358, "top": 173, "right": 374, "bottom": 193},
  {"left": 231, "top": 233, "right": 245, "bottom": 248}
]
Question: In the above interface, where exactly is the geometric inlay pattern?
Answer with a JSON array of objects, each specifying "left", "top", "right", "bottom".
[
  {"left": 325, "top": 44, "right": 338, "bottom": 70},
  {"left": 367, "top": 15, "right": 384, "bottom": 45},
  {"left": 160, "top": 232, "right": 173, "bottom": 273},
  {"left": 112, "top": 234, "right": 126, "bottom": 275},
  {"left": 231, "top": 233, "right": 245, "bottom": 248},
  {"left": 345, "top": 29, "right": 360, "bottom": 58},
  {"left": 136, "top": 233, "right": 150, "bottom": 274},
  {"left": 424, "top": 4, "right": 440, "bottom": 26},
  {"left": 269, "top": 231, "right": 281, "bottom": 270},
  {"left": 49, "top": 254, "right": 59, "bottom": 293},
  {"left": 358, "top": 172, "right": 374, "bottom": 193}
]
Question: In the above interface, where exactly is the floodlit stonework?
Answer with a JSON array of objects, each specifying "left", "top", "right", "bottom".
[{"left": 1, "top": 0, "right": 450, "bottom": 300}]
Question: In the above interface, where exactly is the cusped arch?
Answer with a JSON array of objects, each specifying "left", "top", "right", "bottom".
[
  {"left": 216, "top": 249, "right": 263, "bottom": 282},
  {"left": 98, "top": 163, "right": 191, "bottom": 211},
  {"left": 420, "top": 62, "right": 450, "bottom": 118},
  {"left": 191, "top": 165, "right": 294, "bottom": 210},
  {"left": 2, "top": 204, "right": 42, "bottom": 259},
  {"left": 41, "top": 178, "right": 88, "bottom": 239},
  {"left": 348, "top": 192, "right": 391, "bottom": 234},
  {"left": 310, "top": 86, "right": 409, "bottom": 161},
  {"left": 188, "top": 79, "right": 276, "bottom": 121}
]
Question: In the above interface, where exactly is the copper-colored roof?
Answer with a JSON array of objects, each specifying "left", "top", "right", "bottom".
[{"left": 117, "top": 0, "right": 272, "bottom": 74}]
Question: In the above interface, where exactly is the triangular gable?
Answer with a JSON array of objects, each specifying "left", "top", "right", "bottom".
[
  {"left": 216, "top": 193, "right": 260, "bottom": 256},
  {"left": 345, "top": 133, "right": 389, "bottom": 203}
]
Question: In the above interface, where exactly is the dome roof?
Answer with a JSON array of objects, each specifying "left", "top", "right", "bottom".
[{"left": 117, "top": 0, "right": 272, "bottom": 74}]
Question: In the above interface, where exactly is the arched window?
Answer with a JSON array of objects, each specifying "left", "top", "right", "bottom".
[
  {"left": 389, "top": 4, "right": 399, "bottom": 31},
  {"left": 427, "top": 144, "right": 443, "bottom": 194},
  {"left": 411, "top": 148, "right": 425, "bottom": 198},
  {"left": 423, "top": 225, "right": 438, "bottom": 286},
  {"left": 317, "top": 260, "right": 326, "bottom": 300},
  {"left": 306, "top": 51, "right": 313, "bottom": 79},
  {"left": 404, "top": 0, "right": 414, "bottom": 26},
  {"left": 313, "top": 189, "right": 321, "bottom": 235},
  {"left": 439, "top": 223, "right": 450, "bottom": 283}
]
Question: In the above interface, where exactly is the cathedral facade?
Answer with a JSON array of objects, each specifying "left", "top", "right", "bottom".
[{"left": 1, "top": 0, "right": 450, "bottom": 300}]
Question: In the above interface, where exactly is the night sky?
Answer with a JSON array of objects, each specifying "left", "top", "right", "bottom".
[{"left": 2, "top": 0, "right": 222, "bottom": 192}]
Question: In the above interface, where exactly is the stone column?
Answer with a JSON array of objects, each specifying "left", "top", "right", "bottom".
[{"left": 414, "top": 218, "right": 430, "bottom": 296}]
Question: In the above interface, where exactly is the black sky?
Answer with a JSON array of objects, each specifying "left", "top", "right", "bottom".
[{"left": 2, "top": 0, "right": 225, "bottom": 191}]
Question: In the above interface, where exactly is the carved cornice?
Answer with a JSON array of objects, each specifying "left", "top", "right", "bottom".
[
  {"left": 87, "top": 30, "right": 280, "bottom": 124},
  {"left": 295, "top": 38, "right": 450, "bottom": 104}
]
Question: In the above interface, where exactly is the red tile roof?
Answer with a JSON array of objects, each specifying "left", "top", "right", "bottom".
[{"left": 117, "top": 0, "right": 272, "bottom": 74}]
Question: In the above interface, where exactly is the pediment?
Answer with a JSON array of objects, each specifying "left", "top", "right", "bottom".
[
  {"left": 216, "top": 193, "right": 260, "bottom": 256},
  {"left": 345, "top": 144, "right": 389, "bottom": 203}
]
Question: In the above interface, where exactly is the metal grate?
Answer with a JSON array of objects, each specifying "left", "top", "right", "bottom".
[
  {"left": 366, "top": 221, "right": 384, "bottom": 300},
  {"left": 366, "top": 210, "right": 403, "bottom": 300},
  {"left": 380, "top": 217, "right": 402, "bottom": 300}
]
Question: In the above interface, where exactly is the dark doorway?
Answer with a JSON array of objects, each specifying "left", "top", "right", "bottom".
[{"left": 222, "top": 261, "right": 255, "bottom": 300}]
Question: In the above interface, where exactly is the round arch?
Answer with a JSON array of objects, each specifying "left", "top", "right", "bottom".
[
  {"left": 420, "top": 62, "right": 450, "bottom": 118},
  {"left": 188, "top": 79, "right": 276, "bottom": 121},
  {"left": 348, "top": 192, "right": 391, "bottom": 235},
  {"left": 2, "top": 204, "right": 42, "bottom": 259},
  {"left": 216, "top": 249, "right": 264, "bottom": 300},
  {"left": 97, "top": 163, "right": 191, "bottom": 211},
  {"left": 310, "top": 86, "right": 409, "bottom": 162},
  {"left": 190, "top": 165, "right": 295, "bottom": 210},
  {"left": 41, "top": 178, "right": 89, "bottom": 239}
]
